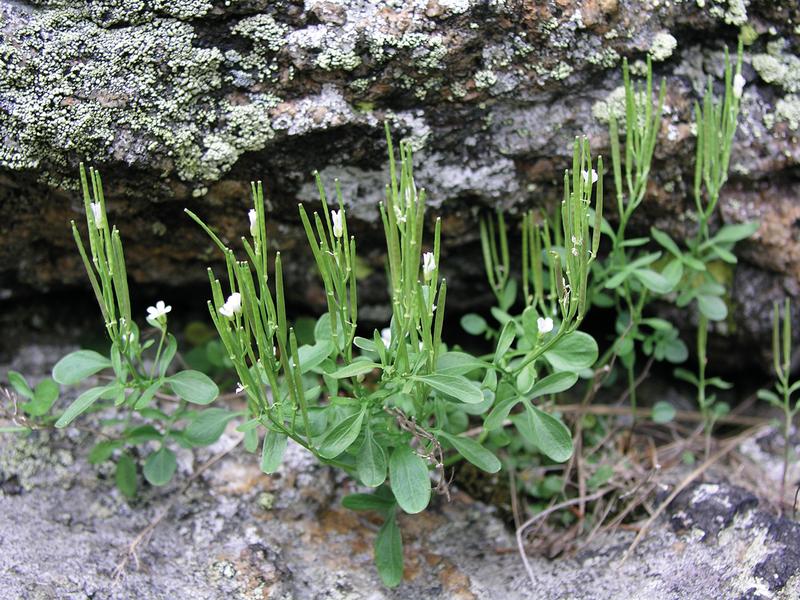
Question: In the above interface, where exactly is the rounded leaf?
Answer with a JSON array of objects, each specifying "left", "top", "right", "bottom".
[
  {"left": 143, "top": 447, "right": 177, "bottom": 486},
  {"left": 53, "top": 350, "right": 112, "bottom": 385},
  {"left": 389, "top": 445, "right": 431, "bottom": 514},
  {"left": 168, "top": 370, "right": 219, "bottom": 405}
]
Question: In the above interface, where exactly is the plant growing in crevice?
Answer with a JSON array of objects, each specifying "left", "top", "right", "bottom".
[
  {"left": 32, "top": 166, "right": 220, "bottom": 497},
  {"left": 758, "top": 299, "right": 800, "bottom": 508}
]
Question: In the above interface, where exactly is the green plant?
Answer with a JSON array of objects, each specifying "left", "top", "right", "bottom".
[
  {"left": 43, "top": 166, "right": 220, "bottom": 497},
  {"left": 185, "top": 128, "right": 600, "bottom": 587},
  {"left": 758, "top": 299, "right": 800, "bottom": 507},
  {"left": 1, "top": 372, "right": 59, "bottom": 432}
]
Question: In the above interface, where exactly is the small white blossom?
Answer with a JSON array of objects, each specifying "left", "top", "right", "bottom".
[
  {"left": 537, "top": 317, "right": 554, "bottom": 334},
  {"left": 90, "top": 202, "right": 103, "bottom": 229},
  {"left": 248, "top": 209, "right": 258, "bottom": 237},
  {"left": 394, "top": 204, "right": 407, "bottom": 224},
  {"left": 219, "top": 292, "right": 242, "bottom": 318},
  {"left": 571, "top": 247, "right": 579, "bottom": 256},
  {"left": 331, "top": 209, "right": 344, "bottom": 238},
  {"left": 146, "top": 300, "right": 171, "bottom": 327},
  {"left": 235, "top": 382, "right": 246, "bottom": 394},
  {"left": 733, "top": 73, "right": 745, "bottom": 99},
  {"left": 422, "top": 252, "right": 436, "bottom": 280},
  {"left": 582, "top": 169, "right": 598, "bottom": 185},
  {"left": 381, "top": 327, "right": 392, "bottom": 348}
]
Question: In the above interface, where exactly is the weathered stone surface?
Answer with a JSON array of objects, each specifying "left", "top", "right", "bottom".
[
  {"left": 2, "top": 347, "right": 800, "bottom": 599},
  {"left": 1, "top": 0, "right": 800, "bottom": 362}
]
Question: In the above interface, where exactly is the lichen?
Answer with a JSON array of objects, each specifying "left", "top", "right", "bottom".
[
  {"left": 752, "top": 40, "right": 800, "bottom": 93},
  {"left": 592, "top": 86, "right": 627, "bottom": 122},
  {"left": 775, "top": 95, "right": 800, "bottom": 130},
  {"left": 650, "top": 32, "right": 678, "bottom": 62}
]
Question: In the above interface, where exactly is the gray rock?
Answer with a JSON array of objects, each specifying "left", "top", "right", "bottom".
[{"left": 1, "top": 1, "right": 800, "bottom": 366}]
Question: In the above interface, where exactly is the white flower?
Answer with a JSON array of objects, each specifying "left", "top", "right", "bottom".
[
  {"left": 90, "top": 202, "right": 103, "bottom": 229},
  {"left": 394, "top": 204, "right": 407, "bottom": 224},
  {"left": 219, "top": 292, "right": 242, "bottom": 318},
  {"left": 248, "top": 209, "right": 258, "bottom": 237},
  {"left": 733, "top": 73, "right": 745, "bottom": 99},
  {"left": 381, "top": 327, "right": 392, "bottom": 348},
  {"left": 331, "top": 209, "right": 344, "bottom": 238},
  {"left": 146, "top": 300, "right": 171, "bottom": 326},
  {"left": 571, "top": 247, "right": 579, "bottom": 256},
  {"left": 422, "top": 252, "right": 436, "bottom": 280},
  {"left": 537, "top": 317, "right": 554, "bottom": 334},
  {"left": 582, "top": 169, "right": 598, "bottom": 185},
  {"left": 235, "top": 382, "right": 246, "bottom": 394}
]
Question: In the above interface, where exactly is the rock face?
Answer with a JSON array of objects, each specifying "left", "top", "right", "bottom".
[{"left": 2, "top": 0, "right": 800, "bottom": 362}]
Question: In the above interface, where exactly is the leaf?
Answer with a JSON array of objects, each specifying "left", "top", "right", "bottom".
[
  {"left": 484, "top": 385, "right": 521, "bottom": 430},
  {"left": 298, "top": 340, "right": 334, "bottom": 373},
  {"left": 633, "top": 268, "right": 673, "bottom": 294},
  {"left": 123, "top": 424, "right": 163, "bottom": 444},
  {"left": 662, "top": 260, "right": 684, "bottom": 289},
  {"left": 7, "top": 371, "right": 33, "bottom": 399},
  {"left": 651, "top": 401, "right": 676, "bottom": 424},
  {"left": 134, "top": 380, "right": 162, "bottom": 410},
  {"left": 167, "top": 370, "right": 219, "bottom": 405},
  {"left": 158, "top": 334, "right": 178, "bottom": 377},
  {"left": 436, "top": 352, "right": 490, "bottom": 376},
  {"left": 55, "top": 385, "right": 116, "bottom": 428},
  {"left": 184, "top": 408, "right": 237, "bottom": 446},
  {"left": 711, "top": 221, "right": 759, "bottom": 244},
  {"left": 461, "top": 313, "right": 487, "bottom": 335},
  {"left": 529, "top": 371, "right": 579, "bottom": 400},
  {"left": 413, "top": 374, "right": 483, "bottom": 404},
  {"left": 357, "top": 427, "right": 387, "bottom": 487},
  {"left": 650, "top": 227, "right": 680, "bottom": 256},
  {"left": 329, "top": 361, "right": 381, "bottom": 379},
  {"left": 342, "top": 493, "right": 395, "bottom": 512},
  {"left": 261, "top": 430, "right": 288, "bottom": 474},
  {"left": 22, "top": 379, "right": 59, "bottom": 416},
  {"left": 494, "top": 321, "right": 516, "bottom": 363},
  {"left": 88, "top": 440, "right": 122, "bottom": 464},
  {"left": 437, "top": 431, "right": 501, "bottom": 473},
  {"left": 143, "top": 447, "right": 177, "bottom": 486},
  {"left": 52, "top": 350, "right": 112, "bottom": 385},
  {"left": 115, "top": 453, "right": 138, "bottom": 499},
  {"left": 674, "top": 368, "right": 699, "bottom": 386},
  {"left": 318, "top": 407, "right": 365, "bottom": 459},
  {"left": 515, "top": 403, "right": 573, "bottom": 462},
  {"left": 244, "top": 428, "right": 259, "bottom": 453},
  {"left": 389, "top": 445, "right": 431, "bottom": 514},
  {"left": 500, "top": 279, "right": 517, "bottom": 311},
  {"left": 544, "top": 331, "right": 598, "bottom": 372},
  {"left": 757, "top": 388, "right": 782, "bottom": 407},
  {"left": 664, "top": 338, "right": 689, "bottom": 364},
  {"left": 374, "top": 513, "right": 404, "bottom": 587},
  {"left": 697, "top": 295, "right": 727, "bottom": 321}
]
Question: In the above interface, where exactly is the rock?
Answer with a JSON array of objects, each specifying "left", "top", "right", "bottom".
[{"left": 1, "top": 1, "right": 800, "bottom": 366}]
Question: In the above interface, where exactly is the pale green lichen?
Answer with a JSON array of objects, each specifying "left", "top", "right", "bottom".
[
  {"left": 587, "top": 48, "right": 620, "bottom": 69},
  {"left": 232, "top": 14, "right": 288, "bottom": 53},
  {"left": 775, "top": 95, "right": 800, "bottom": 130},
  {"left": 474, "top": 69, "right": 498, "bottom": 89},
  {"left": 752, "top": 40, "right": 800, "bottom": 93},
  {"left": 650, "top": 32, "right": 677, "bottom": 62},
  {"left": 550, "top": 61, "right": 573, "bottom": 81},
  {"left": 592, "top": 86, "right": 627, "bottom": 122}
]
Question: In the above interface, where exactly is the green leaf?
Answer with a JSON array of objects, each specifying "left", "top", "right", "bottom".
[
  {"left": 318, "top": 407, "right": 365, "bottom": 459},
  {"left": 389, "top": 445, "right": 431, "bottom": 514},
  {"left": 697, "top": 295, "right": 727, "bottom": 321},
  {"left": 329, "top": 361, "right": 381, "bottom": 379},
  {"left": 123, "top": 424, "right": 163, "bottom": 444},
  {"left": 484, "top": 387, "right": 520, "bottom": 431},
  {"left": 413, "top": 374, "right": 483, "bottom": 404},
  {"left": 22, "top": 379, "right": 59, "bottom": 416},
  {"left": 437, "top": 431, "right": 501, "bottom": 473},
  {"left": 184, "top": 408, "right": 237, "bottom": 446},
  {"left": 757, "top": 388, "right": 782, "bottom": 407},
  {"left": 651, "top": 401, "right": 676, "bottom": 424},
  {"left": 115, "top": 453, "right": 138, "bottom": 499},
  {"left": 374, "top": 513, "right": 404, "bottom": 587},
  {"left": 158, "top": 334, "right": 178, "bottom": 377},
  {"left": 544, "top": 331, "right": 598, "bottom": 372},
  {"left": 55, "top": 384, "right": 116, "bottom": 428},
  {"left": 7, "top": 371, "right": 33, "bottom": 399},
  {"left": 261, "top": 430, "right": 288, "bottom": 474},
  {"left": 529, "top": 371, "right": 579, "bottom": 400},
  {"left": 436, "top": 352, "right": 489, "bottom": 376},
  {"left": 664, "top": 338, "right": 688, "bottom": 364},
  {"left": 244, "top": 428, "right": 259, "bottom": 453},
  {"left": 357, "top": 427, "right": 387, "bottom": 487},
  {"left": 143, "top": 447, "right": 177, "bottom": 486},
  {"left": 495, "top": 321, "right": 516, "bottom": 363},
  {"left": 674, "top": 368, "right": 699, "bottom": 386},
  {"left": 88, "top": 440, "right": 122, "bottom": 464},
  {"left": 500, "top": 279, "right": 517, "bottom": 311},
  {"left": 167, "top": 370, "right": 219, "bottom": 405},
  {"left": 711, "top": 221, "right": 759, "bottom": 244},
  {"left": 342, "top": 493, "right": 395, "bottom": 512},
  {"left": 298, "top": 340, "right": 334, "bottom": 373},
  {"left": 515, "top": 403, "right": 573, "bottom": 462},
  {"left": 52, "top": 350, "right": 112, "bottom": 385},
  {"left": 662, "top": 260, "right": 684, "bottom": 289},
  {"left": 650, "top": 227, "right": 680, "bottom": 256},
  {"left": 633, "top": 268, "right": 673, "bottom": 294},
  {"left": 134, "top": 380, "right": 162, "bottom": 410}
]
